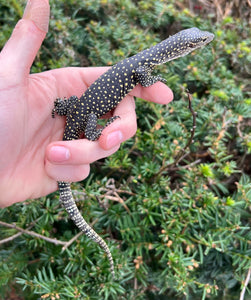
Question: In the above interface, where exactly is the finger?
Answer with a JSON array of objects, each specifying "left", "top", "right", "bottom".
[
  {"left": 98, "top": 96, "right": 137, "bottom": 150},
  {"left": 131, "top": 81, "right": 173, "bottom": 104},
  {"left": 45, "top": 140, "right": 119, "bottom": 182},
  {"left": 46, "top": 140, "right": 120, "bottom": 165},
  {"left": 46, "top": 162, "right": 91, "bottom": 183},
  {"left": 0, "top": 0, "right": 49, "bottom": 82}
]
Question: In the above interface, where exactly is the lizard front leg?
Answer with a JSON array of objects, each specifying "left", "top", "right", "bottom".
[
  {"left": 135, "top": 65, "right": 167, "bottom": 87},
  {"left": 52, "top": 96, "right": 78, "bottom": 118}
]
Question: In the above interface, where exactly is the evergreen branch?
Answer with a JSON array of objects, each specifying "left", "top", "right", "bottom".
[
  {"left": 189, "top": 235, "right": 251, "bottom": 260},
  {"left": 240, "top": 267, "right": 251, "bottom": 300}
]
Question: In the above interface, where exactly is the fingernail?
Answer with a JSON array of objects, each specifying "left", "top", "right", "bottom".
[
  {"left": 49, "top": 146, "right": 70, "bottom": 162},
  {"left": 106, "top": 131, "right": 123, "bottom": 148},
  {"left": 23, "top": 0, "right": 49, "bottom": 32}
]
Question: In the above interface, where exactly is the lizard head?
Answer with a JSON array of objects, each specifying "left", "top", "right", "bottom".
[
  {"left": 175, "top": 27, "right": 214, "bottom": 56},
  {"left": 182, "top": 27, "right": 215, "bottom": 50}
]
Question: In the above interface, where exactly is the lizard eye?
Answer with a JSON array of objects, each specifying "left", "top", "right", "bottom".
[{"left": 188, "top": 42, "right": 195, "bottom": 48}]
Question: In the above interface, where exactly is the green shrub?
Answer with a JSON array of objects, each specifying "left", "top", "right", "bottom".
[{"left": 0, "top": 1, "right": 250, "bottom": 299}]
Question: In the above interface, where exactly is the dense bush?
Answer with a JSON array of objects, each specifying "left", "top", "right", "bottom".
[{"left": 0, "top": 0, "right": 250, "bottom": 299}]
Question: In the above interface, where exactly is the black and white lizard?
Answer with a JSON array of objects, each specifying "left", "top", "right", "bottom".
[{"left": 52, "top": 27, "right": 214, "bottom": 278}]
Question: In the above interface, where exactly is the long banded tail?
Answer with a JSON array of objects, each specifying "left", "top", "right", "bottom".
[{"left": 58, "top": 181, "right": 115, "bottom": 278}]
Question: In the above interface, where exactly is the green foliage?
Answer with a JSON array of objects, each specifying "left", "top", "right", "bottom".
[{"left": 0, "top": 0, "right": 250, "bottom": 299}]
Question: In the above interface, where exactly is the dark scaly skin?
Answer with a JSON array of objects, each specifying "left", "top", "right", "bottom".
[{"left": 52, "top": 27, "right": 214, "bottom": 278}]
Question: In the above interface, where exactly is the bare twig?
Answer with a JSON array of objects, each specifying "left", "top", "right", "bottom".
[
  {"left": 0, "top": 221, "right": 37, "bottom": 245},
  {"left": 99, "top": 193, "right": 131, "bottom": 214},
  {"left": 236, "top": 115, "right": 244, "bottom": 139},
  {"left": 240, "top": 267, "right": 251, "bottom": 300},
  {"left": 152, "top": 91, "right": 198, "bottom": 179},
  {"left": 62, "top": 231, "right": 83, "bottom": 251},
  {"left": 168, "top": 159, "right": 202, "bottom": 172},
  {"left": 97, "top": 178, "right": 131, "bottom": 214},
  {"left": 213, "top": 107, "right": 232, "bottom": 148},
  {"left": 0, "top": 216, "right": 110, "bottom": 251},
  {"left": 0, "top": 231, "right": 26, "bottom": 245},
  {"left": 174, "top": 90, "right": 197, "bottom": 165},
  {"left": 0, "top": 221, "right": 66, "bottom": 246}
]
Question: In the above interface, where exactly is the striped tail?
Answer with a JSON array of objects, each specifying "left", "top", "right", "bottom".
[{"left": 58, "top": 181, "right": 115, "bottom": 278}]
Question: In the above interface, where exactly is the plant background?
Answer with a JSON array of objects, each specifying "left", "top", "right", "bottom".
[{"left": 0, "top": 0, "right": 250, "bottom": 299}]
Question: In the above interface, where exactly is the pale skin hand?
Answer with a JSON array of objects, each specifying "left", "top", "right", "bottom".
[{"left": 0, "top": 0, "right": 173, "bottom": 207}]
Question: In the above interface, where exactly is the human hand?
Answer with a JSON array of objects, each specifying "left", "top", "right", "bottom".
[{"left": 0, "top": 0, "right": 173, "bottom": 207}]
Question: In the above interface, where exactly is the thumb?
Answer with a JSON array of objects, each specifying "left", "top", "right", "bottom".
[{"left": 0, "top": 0, "right": 50, "bottom": 83}]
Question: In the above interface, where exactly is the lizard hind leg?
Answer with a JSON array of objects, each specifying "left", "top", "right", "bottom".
[
  {"left": 58, "top": 181, "right": 115, "bottom": 278},
  {"left": 84, "top": 113, "right": 120, "bottom": 141}
]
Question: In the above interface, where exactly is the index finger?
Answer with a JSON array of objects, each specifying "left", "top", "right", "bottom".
[{"left": 130, "top": 81, "right": 173, "bottom": 104}]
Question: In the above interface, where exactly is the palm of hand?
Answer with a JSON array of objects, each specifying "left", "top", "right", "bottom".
[{"left": 0, "top": 67, "right": 111, "bottom": 205}]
